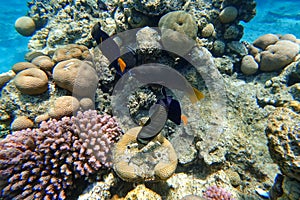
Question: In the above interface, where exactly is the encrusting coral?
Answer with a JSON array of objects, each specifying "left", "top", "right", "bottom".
[{"left": 0, "top": 110, "right": 122, "bottom": 200}]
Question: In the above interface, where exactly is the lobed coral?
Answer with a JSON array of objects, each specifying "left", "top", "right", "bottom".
[{"left": 0, "top": 110, "right": 122, "bottom": 200}]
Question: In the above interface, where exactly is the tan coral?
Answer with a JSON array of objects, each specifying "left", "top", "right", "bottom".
[
  {"left": 14, "top": 16, "right": 36, "bottom": 36},
  {"left": 113, "top": 127, "right": 178, "bottom": 182},
  {"left": 11, "top": 116, "right": 34, "bottom": 131},
  {"left": 0, "top": 70, "right": 15, "bottom": 88},
  {"left": 201, "top": 23, "right": 215, "bottom": 38},
  {"left": 52, "top": 44, "right": 90, "bottom": 62},
  {"left": 14, "top": 68, "right": 48, "bottom": 95},
  {"left": 253, "top": 34, "right": 279, "bottom": 50},
  {"left": 52, "top": 58, "right": 98, "bottom": 98},
  {"left": 219, "top": 6, "right": 238, "bottom": 24},
  {"left": 31, "top": 55, "right": 55, "bottom": 71},
  {"left": 49, "top": 96, "right": 80, "bottom": 119},
  {"left": 12, "top": 62, "right": 38, "bottom": 73},
  {"left": 260, "top": 40, "right": 299, "bottom": 71},
  {"left": 79, "top": 98, "right": 94, "bottom": 111},
  {"left": 34, "top": 113, "right": 50, "bottom": 124},
  {"left": 124, "top": 184, "right": 162, "bottom": 200}
]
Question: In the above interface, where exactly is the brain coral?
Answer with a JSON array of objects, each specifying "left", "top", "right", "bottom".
[
  {"left": 0, "top": 110, "right": 122, "bottom": 200},
  {"left": 158, "top": 11, "right": 197, "bottom": 55},
  {"left": 14, "top": 68, "right": 48, "bottom": 95},
  {"left": 266, "top": 107, "right": 300, "bottom": 181},
  {"left": 113, "top": 127, "right": 178, "bottom": 182},
  {"left": 49, "top": 96, "right": 80, "bottom": 119},
  {"left": 52, "top": 59, "right": 98, "bottom": 98},
  {"left": 14, "top": 16, "right": 36, "bottom": 36},
  {"left": 260, "top": 40, "right": 299, "bottom": 71}
]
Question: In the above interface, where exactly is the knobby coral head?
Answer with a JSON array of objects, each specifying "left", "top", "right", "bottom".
[{"left": 0, "top": 110, "right": 122, "bottom": 200}]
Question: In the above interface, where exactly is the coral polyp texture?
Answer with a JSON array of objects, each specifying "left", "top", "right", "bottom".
[
  {"left": 203, "top": 186, "right": 235, "bottom": 200},
  {"left": 0, "top": 110, "right": 122, "bottom": 200}
]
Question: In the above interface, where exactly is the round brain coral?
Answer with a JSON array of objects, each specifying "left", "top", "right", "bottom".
[
  {"left": 14, "top": 68, "right": 48, "bottom": 95},
  {"left": 158, "top": 11, "right": 197, "bottom": 55},
  {"left": 0, "top": 110, "right": 122, "bottom": 200}
]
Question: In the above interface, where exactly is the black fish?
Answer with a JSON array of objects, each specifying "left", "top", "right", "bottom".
[
  {"left": 98, "top": 0, "right": 108, "bottom": 11},
  {"left": 91, "top": 22, "right": 136, "bottom": 75},
  {"left": 126, "top": 63, "right": 204, "bottom": 104},
  {"left": 137, "top": 103, "right": 168, "bottom": 145},
  {"left": 137, "top": 87, "right": 187, "bottom": 145}
]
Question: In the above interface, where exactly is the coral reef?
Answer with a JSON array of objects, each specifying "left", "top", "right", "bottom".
[
  {"left": 0, "top": 110, "right": 122, "bottom": 199},
  {"left": 2, "top": 0, "right": 300, "bottom": 199}
]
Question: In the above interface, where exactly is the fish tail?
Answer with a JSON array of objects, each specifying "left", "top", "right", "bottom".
[
  {"left": 189, "top": 87, "right": 204, "bottom": 103},
  {"left": 181, "top": 114, "right": 188, "bottom": 125},
  {"left": 118, "top": 58, "right": 127, "bottom": 73}
]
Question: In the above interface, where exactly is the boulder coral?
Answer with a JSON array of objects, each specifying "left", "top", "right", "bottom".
[
  {"left": 31, "top": 55, "right": 55, "bottom": 71},
  {"left": 14, "top": 16, "right": 36, "bottom": 36},
  {"left": 0, "top": 70, "right": 15, "bottom": 88},
  {"left": 113, "top": 127, "right": 178, "bottom": 182},
  {"left": 14, "top": 68, "right": 48, "bottom": 95},
  {"left": 219, "top": 6, "right": 238, "bottom": 24},
  {"left": 52, "top": 59, "right": 98, "bottom": 98},
  {"left": 12, "top": 62, "right": 38, "bottom": 74},
  {"left": 0, "top": 110, "right": 122, "bottom": 200},
  {"left": 49, "top": 96, "right": 80, "bottom": 119},
  {"left": 11, "top": 116, "right": 34, "bottom": 131},
  {"left": 158, "top": 11, "right": 197, "bottom": 55},
  {"left": 266, "top": 107, "right": 300, "bottom": 181},
  {"left": 260, "top": 40, "right": 299, "bottom": 71},
  {"left": 241, "top": 55, "right": 258, "bottom": 75},
  {"left": 52, "top": 44, "right": 90, "bottom": 62},
  {"left": 253, "top": 34, "right": 279, "bottom": 50}
]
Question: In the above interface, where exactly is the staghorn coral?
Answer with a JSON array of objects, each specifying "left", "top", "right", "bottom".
[{"left": 0, "top": 110, "right": 122, "bottom": 200}]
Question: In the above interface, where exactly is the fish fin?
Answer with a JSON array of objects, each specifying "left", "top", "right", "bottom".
[
  {"left": 167, "top": 99, "right": 182, "bottom": 125},
  {"left": 181, "top": 114, "right": 188, "bottom": 125},
  {"left": 189, "top": 87, "right": 205, "bottom": 103},
  {"left": 118, "top": 58, "right": 127, "bottom": 73}
]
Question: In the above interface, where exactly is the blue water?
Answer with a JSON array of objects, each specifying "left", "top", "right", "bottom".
[
  {"left": 0, "top": 0, "right": 299, "bottom": 73},
  {"left": 242, "top": 0, "right": 300, "bottom": 42},
  {"left": 0, "top": 1, "right": 30, "bottom": 74}
]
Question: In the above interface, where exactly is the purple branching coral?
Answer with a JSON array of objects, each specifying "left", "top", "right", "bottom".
[
  {"left": 203, "top": 186, "right": 235, "bottom": 200},
  {"left": 0, "top": 110, "right": 122, "bottom": 200}
]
